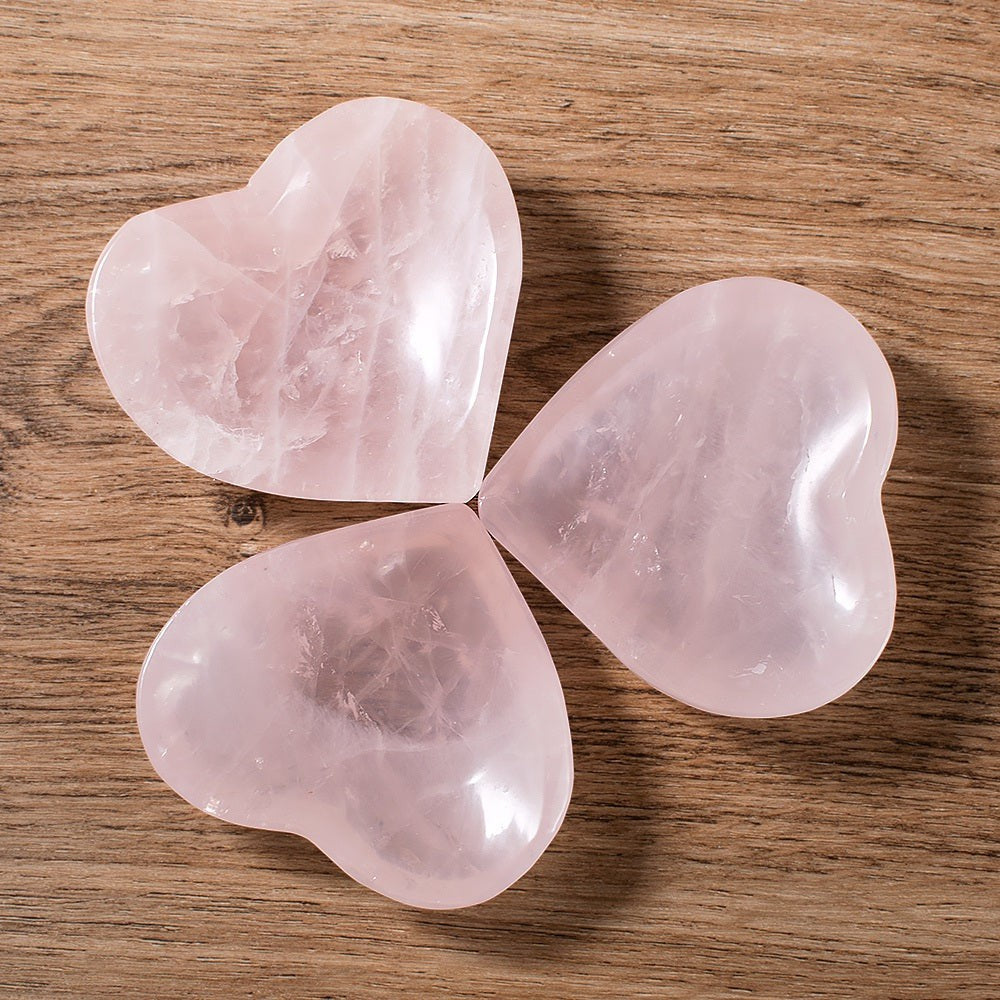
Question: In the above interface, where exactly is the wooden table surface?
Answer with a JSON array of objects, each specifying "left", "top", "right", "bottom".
[{"left": 3, "top": 2, "right": 998, "bottom": 997}]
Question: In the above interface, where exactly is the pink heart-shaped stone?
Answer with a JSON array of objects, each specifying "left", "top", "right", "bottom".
[
  {"left": 137, "top": 504, "right": 573, "bottom": 908},
  {"left": 87, "top": 98, "right": 521, "bottom": 502},
  {"left": 479, "top": 277, "right": 897, "bottom": 718}
]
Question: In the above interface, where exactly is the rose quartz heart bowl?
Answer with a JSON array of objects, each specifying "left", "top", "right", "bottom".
[
  {"left": 481, "top": 277, "right": 897, "bottom": 718},
  {"left": 87, "top": 97, "right": 521, "bottom": 503}
]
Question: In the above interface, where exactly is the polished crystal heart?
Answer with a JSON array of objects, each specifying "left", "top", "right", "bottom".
[
  {"left": 87, "top": 97, "right": 521, "bottom": 502},
  {"left": 479, "top": 277, "right": 897, "bottom": 718},
  {"left": 137, "top": 504, "right": 573, "bottom": 908}
]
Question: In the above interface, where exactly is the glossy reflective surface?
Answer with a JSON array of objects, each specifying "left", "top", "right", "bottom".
[
  {"left": 87, "top": 97, "right": 521, "bottom": 502},
  {"left": 480, "top": 277, "right": 897, "bottom": 718},
  {"left": 137, "top": 505, "right": 573, "bottom": 908}
]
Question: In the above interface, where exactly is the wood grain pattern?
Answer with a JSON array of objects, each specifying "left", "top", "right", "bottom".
[{"left": 2, "top": 2, "right": 998, "bottom": 996}]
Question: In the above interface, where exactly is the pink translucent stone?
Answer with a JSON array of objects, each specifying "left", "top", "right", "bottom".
[
  {"left": 137, "top": 504, "right": 573, "bottom": 908},
  {"left": 480, "top": 277, "right": 897, "bottom": 718},
  {"left": 87, "top": 98, "right": 521, "bottom": 502}
]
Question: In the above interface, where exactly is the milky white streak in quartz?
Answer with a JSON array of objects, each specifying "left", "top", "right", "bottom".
[
  {"left": 87, "top": 98, "right": 521, "bottom": 502},
  {"left": 479, "top": 277, "right": 897, "bottom": 718}
]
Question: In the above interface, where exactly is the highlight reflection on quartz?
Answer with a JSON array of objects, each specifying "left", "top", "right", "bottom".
[
  {"left": 136, "top": 505, "right": 573, "bottom": 909},
  {"left": 480, "top": 277, "right": 898, "bottom": 718}
]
